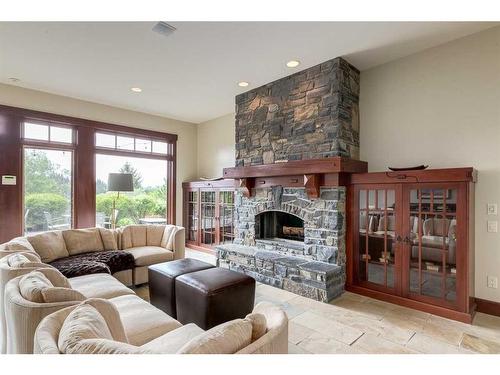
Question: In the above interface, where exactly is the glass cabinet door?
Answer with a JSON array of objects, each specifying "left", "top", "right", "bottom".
[
  {"left": 186, "top": 190, "right": 198, "bottom": 243},
  {"left": 407, "top": 187, "right": 458, "bottom": 305},
  {"left": 218, "top": 190, "right": 235, "bottom": 244},
  {"left": 357, "top": 187, "right": 398, "bottom": 291},
  {"left": 200, "top": 190, "right": 216, "bottom": 246}
]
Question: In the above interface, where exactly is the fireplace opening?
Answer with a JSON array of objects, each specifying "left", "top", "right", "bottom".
[{"left": 255, "top": 211, "right": 304, "bottom": 242}]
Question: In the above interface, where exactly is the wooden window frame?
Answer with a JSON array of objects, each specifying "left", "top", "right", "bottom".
[{"left": 0, "top": 104, "right": 177, "bottom": 243}]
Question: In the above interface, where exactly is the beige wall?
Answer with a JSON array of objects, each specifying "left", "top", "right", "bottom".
[
  {"left": 197, "top": 113, "right": 235, "bottom": 178},
  {"left": 360, "top": 26, "right": 500, "bottom": 302},
  {"left": 0, "top": 84, "right": 198, "bottom": 225}
]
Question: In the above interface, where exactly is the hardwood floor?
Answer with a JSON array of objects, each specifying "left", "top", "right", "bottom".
[{"left": 133, "top": 249, "right": 500, "bottom": 354}]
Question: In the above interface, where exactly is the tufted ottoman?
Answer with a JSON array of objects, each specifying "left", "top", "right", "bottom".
[
  {"left": 175, "top": 267, "right": 256, "bottom": 330},
  {"left": 148, "top": 259, "right": 214, "bottom": 318}
]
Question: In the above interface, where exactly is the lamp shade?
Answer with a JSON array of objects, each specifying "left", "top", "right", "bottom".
[{"left": 107, "top": 173, "right": 134, "bottom": 192}]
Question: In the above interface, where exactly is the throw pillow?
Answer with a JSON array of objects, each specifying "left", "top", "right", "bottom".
[
  {"left": 58, "top": 304, "right": 113, "bottom": 353},
  {"left": 19, "top": 271, "right": 53, "bottom": 303},
  {"left": 41, "top": 287, "right": 86, "bottom": 303},
  {"left": 245, "top": 313, "right": 267, "bottom": 341},
  {"left": 177, "top": 319, "right": 252, "bottom": 354}
]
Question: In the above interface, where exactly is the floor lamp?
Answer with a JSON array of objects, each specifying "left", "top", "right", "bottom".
[{"left": 107, "top": 173, "right": 134, "bottom": 229}]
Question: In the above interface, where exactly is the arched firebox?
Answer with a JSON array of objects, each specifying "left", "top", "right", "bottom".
[{"left": 255, "top": 210, "right": 304, "bottom": 242}]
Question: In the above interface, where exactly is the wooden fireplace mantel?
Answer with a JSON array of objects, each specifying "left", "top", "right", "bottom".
[{"left": 223, "top": 157, "right": 368, "bottom": 198}]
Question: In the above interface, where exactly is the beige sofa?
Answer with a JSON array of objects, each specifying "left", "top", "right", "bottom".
[
  {"left": 3, "top": 267, "right": 180, "bottom": 354},
  {"left": 34, "top": 298, "right": 288, "bottom": 354},
  {"left": 0, "top": 224, "right": 185, "bottom": 286}
]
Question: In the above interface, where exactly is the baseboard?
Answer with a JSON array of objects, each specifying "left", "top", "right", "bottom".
[
  {"left": 475, "top": 297, "right": 500, "bottom": 317},
  {"left": 186, "top": 244, "right": 216, "bottom": 255}
]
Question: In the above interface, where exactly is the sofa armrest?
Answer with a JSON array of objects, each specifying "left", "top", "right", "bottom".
[{"left": 172, "top": 227, "right": 185, "bottom": 260}]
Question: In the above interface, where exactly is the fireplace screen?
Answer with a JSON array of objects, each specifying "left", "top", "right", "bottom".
[{"left": 255, "top": 211, "right": 304, "bottom": 242}]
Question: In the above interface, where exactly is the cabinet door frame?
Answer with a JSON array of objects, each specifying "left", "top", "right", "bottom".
[
  {"left": 352, "top": 183, "right": 404, "bottom": 295},
  {"left": 400, "top": 182, "right": 468, "bottom": 311}
]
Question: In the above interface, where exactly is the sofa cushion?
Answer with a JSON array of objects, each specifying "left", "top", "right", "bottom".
[
  {"left": 99, "top": 228, "right": 118, "bottom": 251},
  {"left": 19, "top": 271, "right": 53, "bottom": 302},
  {"left": 58, "top": 304, "right": 113, "bottom": 353},
  {"left": 28, "top": 231, "right": 69, "bottom": 263},
  {"left": 63, "top": 228, "right": 104, "bottom": 256},
  {"left": 177, "top": 318, "right": 253, "bottom": 354},
  {"left": 5, "top": 237, "right": 36, "bottom": 253},
  {"left": 110, "top": 294, "right": 182, "bottom": 346},
  {"left": 7, "top": 253, "right": 31, "bottom": 268},
  {"left": 69, "top": 273, "right": 135, "bottom": 299},
  {"left": 121, "top": 225, "right": 147, "bottom": 249},
  {"left": 125, "top": 246, "right": 173, "bottom": 267},
  {"left": 146, "top": 225, "right": 165, "bottom": 247},
  {"left": 41, "top": 287, "right": 86, "bottom": 303},
  {"left": 49, "top": 250, "right": 135, "bottom": 278},
  {"left": 141, "top": 323, "right": 205, "bottom": 353}
]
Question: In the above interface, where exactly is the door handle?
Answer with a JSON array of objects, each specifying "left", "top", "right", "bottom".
[
  {"left": 403, "top": 236, "right": 411, "bottom": 244},
  {"left": 395, "top": 235, "right": 402, "bottom": 243}
]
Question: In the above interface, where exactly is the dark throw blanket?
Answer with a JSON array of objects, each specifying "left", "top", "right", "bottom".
[{"left": 50, "top": 250, "right": 135, "bottom": 278}]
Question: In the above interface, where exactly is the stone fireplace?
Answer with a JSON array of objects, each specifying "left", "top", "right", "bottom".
[{"left": 216, "top": 57, "right": 365, "bottom": 302}]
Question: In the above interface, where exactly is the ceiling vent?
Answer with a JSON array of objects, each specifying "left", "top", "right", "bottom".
[{"left": 152, "top": 22, "right": 176, "bottom": 37}]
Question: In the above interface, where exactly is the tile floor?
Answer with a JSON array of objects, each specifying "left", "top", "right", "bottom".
[{"left": 134, "top": 249, "right": 500, "bottom": 354}]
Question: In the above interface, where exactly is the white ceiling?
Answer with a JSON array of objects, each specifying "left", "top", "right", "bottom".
[{"left": 0, "top": 22, "right": 497, "bottom": 123}]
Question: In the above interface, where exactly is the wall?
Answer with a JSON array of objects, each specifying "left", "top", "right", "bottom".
[
  {"left": 235, "top": 57, "right": 360, "bottom": 167},
  {"left": 360, "top": 26, "right": 500, "bottom": 302},
  {"left": 197, "top": 113, "right": 235, "bottom": 178},
  {"left": 0, "top": 83, "right": 198, "bottom": 225}
]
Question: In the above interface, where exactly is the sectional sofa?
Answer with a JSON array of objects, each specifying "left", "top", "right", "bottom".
[
  {"left": 0, "top": 224, "right": 185, "bottom": 286},
  {"left": 0, "top": 225, "right": 288, "bottom": 354}
]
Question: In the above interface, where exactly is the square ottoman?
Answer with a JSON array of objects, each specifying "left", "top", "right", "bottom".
[
  {"left": 148, "top": 258, "right": 214, "bottom": 318},
  {"left": 175, "top": 267, "right": 256, "bottom": 329}
]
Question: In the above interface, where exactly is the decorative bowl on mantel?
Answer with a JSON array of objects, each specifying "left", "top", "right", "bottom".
[{"left": 388, "top": 165, "right": 429, "bottom": 171}]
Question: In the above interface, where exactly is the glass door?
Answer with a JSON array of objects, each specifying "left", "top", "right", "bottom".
[
  {"left": 186, "top": 189, "right": 199, "bottom": 244},
  {"left": 355, "top": 185, "right": 401, "bottom": 293},
  {"left": 217, "top": 190, "right": 235, "bottom": 245},
  {"left": 403, "top": 184, "right": 460, "bottom": 308},
  {"left": 200, "top": 190, "right": 216, "bottom": 246}
]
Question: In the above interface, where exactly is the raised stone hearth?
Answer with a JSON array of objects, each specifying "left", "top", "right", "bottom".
[{"left": 216, "top": 186, "right": 346, "bottom": 302}]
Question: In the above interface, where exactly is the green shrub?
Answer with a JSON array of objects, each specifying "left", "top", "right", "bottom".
[{"left": 25, "top": 193, "right": 69, "bottom": 229}]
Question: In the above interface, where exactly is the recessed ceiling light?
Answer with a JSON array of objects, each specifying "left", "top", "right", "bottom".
[
  {"left": 8, "top": 77, "right": 20, "bottom": 83},
  {"left": 286, "top": 60, "right": 300, "bottom": 68},
  {"left": 131, "top": 87, "right": 142, "bottom": 93},
  {"left": 238, "top": 81, "right": 249, "bottom": 87}
]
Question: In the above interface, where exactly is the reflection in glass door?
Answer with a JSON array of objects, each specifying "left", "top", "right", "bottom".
[
  {"left": 218, "top": 191, "right": 234, "bottom": 244},
  {"left": 200, "top": 190, "right": 216, "bottom": 246},
  {"left": 408, "top": 187, "right": 458, "bottom": 303},
  {"left": 358, "top": 187, "right": 397, "bottom": 290}
]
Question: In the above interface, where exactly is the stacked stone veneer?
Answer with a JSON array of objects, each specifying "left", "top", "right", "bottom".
[
  {"left": 235, "top": 57, "right": 360, "bottom": 167},
  {"left": 216, "top": 186, "right": 346, "bottom": 302}
]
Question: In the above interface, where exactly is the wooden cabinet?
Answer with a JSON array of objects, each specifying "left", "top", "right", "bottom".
[
  {"left": 182, "top": 180, "right": 235, "bottom": 252},
  {"left": 347, "top": 168, "right": 476, "bottom": 323}
]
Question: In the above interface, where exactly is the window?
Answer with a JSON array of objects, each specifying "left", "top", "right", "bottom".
[
  {"left": 95, "top": 154, "right": 168, "bottom": 228},
  {"left": 95, "top": 132, "right": 169, "bottom": 155},
  {"left": 23, "top": 122, "right": 73, "bottom": 144},
  {"left": 23, "top": 148, "right": 73, "bottom": 234}
]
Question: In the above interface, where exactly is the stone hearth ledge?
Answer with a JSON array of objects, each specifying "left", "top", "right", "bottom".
[{"left": 216, "top": 244, "right": 343, "bottom": 302}]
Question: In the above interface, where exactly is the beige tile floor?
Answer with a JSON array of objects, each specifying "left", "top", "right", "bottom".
[{"left": 134, "top": 249, "right": 500, "bottom": 354}]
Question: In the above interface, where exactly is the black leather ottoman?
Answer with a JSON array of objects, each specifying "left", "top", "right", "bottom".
[
  {"left": 148, "top": 259, "right": 214, "bottom": 318},
  {"left": 175, "top": 267, "right": 256, "bottom": 329}
]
